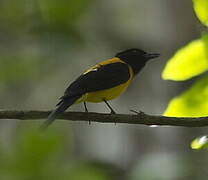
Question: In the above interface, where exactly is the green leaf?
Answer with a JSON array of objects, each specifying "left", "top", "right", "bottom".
[
  {"left": 162, "top": 37, "right": 208, "bottom": 81},
  {"left": 191, "top": 135, "right": 208, "bottom": 149},
  {"left": 164, "top": 75, "right": 208, "bottom": 117},
  {"left": 193, "top": 0, "right": 208, "bottom": 26}
]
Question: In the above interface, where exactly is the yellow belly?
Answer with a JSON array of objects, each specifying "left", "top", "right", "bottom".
[
  {"left": 86, "top": 81, "right": 130, "bottom": 102},
  {"left": 74, "top": 77, "right": 132, "bottom": 103}
]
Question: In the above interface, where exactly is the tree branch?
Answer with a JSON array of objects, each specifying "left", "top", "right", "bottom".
[{"left": 0, "top": 110, "right": 208, "bottom": 127}]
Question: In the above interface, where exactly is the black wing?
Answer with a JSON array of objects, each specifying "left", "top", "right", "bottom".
[
  {"left": 63, "top": 62, "right": 130, "bottom": 98},
  {"left": 42, "top": 62, "right": 130, "bottom": 128}
]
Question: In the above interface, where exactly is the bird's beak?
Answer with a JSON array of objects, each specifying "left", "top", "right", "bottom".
[{"left": 144, "top": 53, "right": 160, "bottom": 59}]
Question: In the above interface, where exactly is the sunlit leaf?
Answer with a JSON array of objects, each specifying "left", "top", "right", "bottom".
[
  {"left": 191, "top": 135, "right": 208, "bottom": 149},
  {"left": 164, "top": 75, "right": 208, "bottom": 117},
  {"left": 162, "top": 36, "right": 208, "bottom": 81},
  {"left": 193, "top": 0, "right": 208, "bottom": 26}
]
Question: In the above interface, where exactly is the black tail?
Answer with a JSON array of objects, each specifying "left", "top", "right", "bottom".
[{"left": 40, "top": 96, "right": 80, "bottom": 130}]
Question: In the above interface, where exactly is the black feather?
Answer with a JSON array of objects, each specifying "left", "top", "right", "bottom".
[
  {"left": 41, "top": 62, "right": 130, "bottom": 129},
  {"left": 64, "top": 62, "right": 130, "bottom": 97},
  {"left": 40, "top": 96, "right": 80, "bottom": 130}
]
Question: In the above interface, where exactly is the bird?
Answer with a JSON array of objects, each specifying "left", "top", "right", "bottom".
[{"left": 42, "top": 48, "right": 160, "bottom": 128}]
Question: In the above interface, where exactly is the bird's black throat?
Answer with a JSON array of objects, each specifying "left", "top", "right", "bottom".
[{"left": 116, "top": 54, "right": 147, "bottom": 75}]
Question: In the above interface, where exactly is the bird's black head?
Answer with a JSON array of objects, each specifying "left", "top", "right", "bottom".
[{"left": 115, "top": 48, "right": 160, "bottom": 74}]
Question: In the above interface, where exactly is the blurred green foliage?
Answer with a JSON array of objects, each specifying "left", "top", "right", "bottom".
[
  {"left": 164, "top": 76, "right": 208, "bottom": 117},
  {"left": 162, "top": 0, "right": 208, "bottom": 149},
  {"left": 0, "top": 128, "right": 110, "bottom": 180},
  {"left": 0, "top": 0, "right": 94, "bottom": 88},
  {"left": 193, "top": 0, "right": 208, "bottom": 26},
  {"left": 1, "top": 0, "right": 207, "bottom": 178},
  {"left": 163, "top": 1, "right": 208, "bottom": 117},
  {"left": 0, "top": 0, "right": 117, "bottom": 179},
  {"left": 0, "top": 0, "right": 93, "bottom": 34},
  {"left": 0, "top": 56, "right": 43, "bottom": 84},
  {"left": 39, "top": 0, "right": 92, "bottom": 29},
  {"left": 67, "top": 164, "right": 109, "bottom": 180}
]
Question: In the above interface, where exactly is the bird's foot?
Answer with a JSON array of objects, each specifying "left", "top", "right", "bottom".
[
  {"left": 130, "top": 109, "right": 144, "bottom": 115},
  {"left": 110, "top": 110, "right": 116, "bottom": 115},
  {"left": 84, "top": 102, "right": 88, "bottom": 113},
  {"left": 110, "top": 110, "right": 116, "bottom": 125}
]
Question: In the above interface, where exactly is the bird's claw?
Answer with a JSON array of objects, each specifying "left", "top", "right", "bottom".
[
  {"left": 130, "top": 109, "right": 144, "bottom": 115},
  {"left": 110, "top": 110, "right": 116, "bottom": 115}
]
